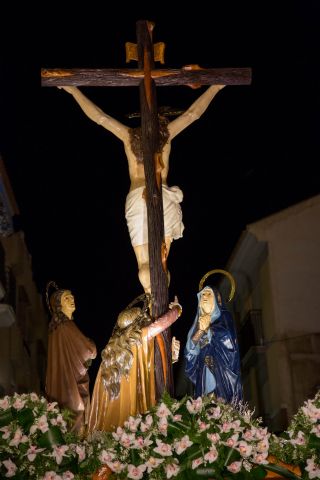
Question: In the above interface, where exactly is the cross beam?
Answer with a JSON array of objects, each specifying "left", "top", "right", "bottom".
[{"left": 41, "top": 67, "right": 251, "bottom": 87}]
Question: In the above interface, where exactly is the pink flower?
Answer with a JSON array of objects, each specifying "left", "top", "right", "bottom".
[
  {"left": 99, "top": 449, "right": 115, "bottom": 464},
  {"left": 124, "top": 416, "right": 141, "bottom": 432},
  {"left": 47, "top": 402, "right": 58, "bottom": 412},
  {"left": 0, "top": 397, "right": 10, "bottom": 410},
  {"left": 12, "top": 397, "right": 26, "bottom": 410},
  {"left": 192, "top": 457, "right": 204, "bottom": 469},
  {"left": 156, "top": 402, "right": 171, "bottom": 418},
  {"left": 158, "top": 417, "right": 168, "bottom": 436},
  {"left": 75, "top": 445, "right": 86, "bottom": 461},
  {"left": 165, "top": 461, "right": 180, "bottom": 478},
  {"left": 106, "top": 461, "right": 126, "bottom": 473},
  {"left": 111, "top": 426, "right": 124, "bottom": 440},
  {"left": 145, "top": 456, "right": 164, "bottom": 473},
  {"left": 9, "top": 428, "right": 28, "bottom": 447},
  {"left": 127, "top": 464, "right": 146, "bottom": 479},
  {"left": 290, "top": 431, "right": 306, "bottom": 446},
  {"left": 30, "top": 414, "right": 49, "bottom": 434},
  {"left": 238, "top": 441, "right": 253, "bottom": 458},
  {"left": 252, "top": 452, "right": 268, "bottom": 465},
  {"left": 311, "top": 424, "right": 320, "bottom": 438},
  {"left": 256, "top": 437, "right": 269, "bottom": 452},
  {"left": 26, "top": 445, "right": 45, "bottom": 461},
  {"left": 186, "top": 397, "right": 203, "bottom": 414},
  {"left": 197, "top": 419, "right": 210, "bottom": 432},
  {"left": 62, "top": 472, "right": 74, "bottom": 480},
  {"left": 305, "top": 457, "right": 320, "bottom": 479},
  {"left": 52, "top": 445, "right": 69, "bottom": 464},
  {"left": 3, "top": 459, "right": 17, "bottom": 477},
  {"left": 172, "top": 414, "right": 182, "bottom": 421},
  {"left": 153, "top": 438, "right": 173, "bottom": 456},
  {"left": 174, "top": 435, "right": 193, "bottom": 454},
  {"left": 43, "top": 472, "right": 62, "bottom": 480},
  {"left": 0, "top": 426, "right": 11, "bottom": 440},
  {"left": 204, "top": 446, "right": 218, "bottom": 463},
  {"left": 119, "top": 432, "right": 135, "bottom": 448},
  {"left": 207, "top": 432, "right": 220, "bottom": 444},
  {"left": 227, "top": 461, "right": 242, "bottom": 473},
  {"left": 132, "top": 435, "right": 153, "bottom": 449}
]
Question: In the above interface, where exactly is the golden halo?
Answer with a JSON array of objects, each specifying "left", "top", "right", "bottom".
[{"left": 198, "top": 269, "right": 236, "bottom": 302}]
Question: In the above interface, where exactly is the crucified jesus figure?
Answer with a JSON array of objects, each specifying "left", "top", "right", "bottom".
[{"left": 60, "top": 84, "right": 225, "bottom": 293}]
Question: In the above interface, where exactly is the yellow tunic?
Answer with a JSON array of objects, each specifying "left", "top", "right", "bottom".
[{"left": 87, "top": 327, "right": 155, "bottom": 432}]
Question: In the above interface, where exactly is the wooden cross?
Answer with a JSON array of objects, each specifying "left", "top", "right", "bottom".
[{"left": 41, "top": 20, "right": 251, "bottom": 397}]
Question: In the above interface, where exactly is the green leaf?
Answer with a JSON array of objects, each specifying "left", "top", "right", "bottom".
[
  {"left": 0, "top": 409, "right": 14, "bottom": 427},
  {"left": 251, "top": 466, "right": 268, "bottom": 480},
  {"left": 16, "top": 408, "right": 35, "bottom": 431},
  {"left": 264, "top": 463, "right": 302, "bottom": 480},
  {"left": 308, "top": 434, "right": 320, "bottom": 449},
  {"left": 37, "top": 426, "right": 65, "bottom": 448}
]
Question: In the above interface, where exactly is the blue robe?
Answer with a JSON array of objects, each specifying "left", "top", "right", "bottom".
[{"left": 184, "top": 286, "right": 243, "bottom": 403}]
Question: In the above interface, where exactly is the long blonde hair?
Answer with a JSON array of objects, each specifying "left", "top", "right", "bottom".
[{"left": 101, "top": 306, "right": 151, "bottom": 399}]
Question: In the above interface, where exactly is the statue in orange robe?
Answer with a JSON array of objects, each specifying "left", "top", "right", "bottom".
[
  {"left": 87, "top": 297, "right": 182, "bottom": 433},
  {"left": 45, "top": 288, "right": 97, "bottom": 434}
]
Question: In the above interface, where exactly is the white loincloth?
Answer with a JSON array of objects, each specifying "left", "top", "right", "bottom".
[{"left": 125, "top": 185, "right": 185, "bottom": 247}]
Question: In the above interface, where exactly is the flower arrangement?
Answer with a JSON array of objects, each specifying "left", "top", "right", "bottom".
[
  {"left": 269, "top": 391, "right": 320, "bottom": 479},
  {"left": 0, "top": 392, "right": 100, "bottom": 479},
  {"left": 92, "top": 392, "right": 272, "bottom": 480},
  {"left": 1, "top": 390, "right": 319, "bottom": 480}
]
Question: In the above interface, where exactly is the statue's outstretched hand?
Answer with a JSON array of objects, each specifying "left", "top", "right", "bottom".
[
  {"left": 169, "top": 296, "right": 182, "bottom": 317},
  {"left": 58, "top": 86, "right": 77, "bottom": 94}
]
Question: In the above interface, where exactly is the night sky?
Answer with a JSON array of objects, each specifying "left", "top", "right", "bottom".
[{"left": 1, "top": 3, "right": 319, "bottom": 378}]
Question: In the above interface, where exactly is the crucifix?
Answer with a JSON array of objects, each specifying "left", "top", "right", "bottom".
[{"left": 41, "top": 20, "right": 251, "bottom": 398}]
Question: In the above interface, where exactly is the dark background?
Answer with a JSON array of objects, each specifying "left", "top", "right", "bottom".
[{"left": 1, "top": 2, "right": 319, "bottom": 384}]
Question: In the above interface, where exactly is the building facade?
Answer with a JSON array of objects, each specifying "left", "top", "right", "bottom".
[
  {"left": 0, "top": 157, "right": 48, "bottom": 396},
  {"left": 221, "top": 195, "right": 320, "bottom": 431}
]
